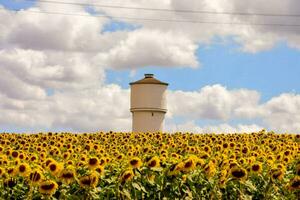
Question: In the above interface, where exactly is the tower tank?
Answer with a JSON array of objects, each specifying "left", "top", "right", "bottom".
[{"left": 130, "top": 74, "right": 168, "bottom": 132}]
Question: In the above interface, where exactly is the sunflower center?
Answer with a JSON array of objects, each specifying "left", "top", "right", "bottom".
[
  {"left": 81, "top": 178, "right": 92, "bottom": 185},
  {"left": 89, "top": 158, "right": 98, "bottom": 165},
  {"left": 12, "top": 151, "right": 18, "bottom": 158},
  {"left": 232, "top": 170, "right": 246, "bottom": 178},
  {"left": 184, "top": 161, "right": 193, "bottom": 168},
  {"left": 19, "top": 165, "right": 26, "bottom": 172},
  {"left": 41, "top": 183, "right": 55, "bottom": 190},
  {"left": 149, "top": 160, "right": 157, "bottom": 167},
  {"left": 49, "top": 164, "right": 57, "bottom": 171},
  {"left": 291, "top": 180, "right": 300, "bottom": 188},
  {"left": 252, "top": 165, "right": 260, "bottom": 171},
  {"left": 62, "top": 172, "right": 74, "bottom": 179},
  {"left": 130, "top": 160, "right": 138, "bottom": 165},
  {"left": 123, "top": 173, "right": 132, "bottom": 180}
]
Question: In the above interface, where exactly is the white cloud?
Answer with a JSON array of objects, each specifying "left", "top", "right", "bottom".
[
  {"left": 94, "top": 29, "right": 198, "bottom": 69},
  {"left": 165, "top": 120, "right": 263, "bottom": 133},
  {"left": 168, "top": 84, "right": 261, "bottom": 120},
  {"left": 0, "top": 85, "right": 131, "bottom": 132},
  {"left": 262, "top": 93, "right": 300, "bottom": 132}
]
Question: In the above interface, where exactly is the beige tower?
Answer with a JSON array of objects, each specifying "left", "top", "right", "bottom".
[{"left": 130, "top": 74, "right": 168, "bottom": 132}]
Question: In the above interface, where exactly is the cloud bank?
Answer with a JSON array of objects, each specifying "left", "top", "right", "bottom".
[{"left": 0, "top": 1, "right": 300, "bottom": 132}]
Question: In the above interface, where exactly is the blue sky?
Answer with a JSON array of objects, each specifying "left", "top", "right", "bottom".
[
  {"left": 1, "top": 0, "right": 300, "bottom": 133},
  {"left": 106, "top": 42, "right": 300, "bottom": 103}
]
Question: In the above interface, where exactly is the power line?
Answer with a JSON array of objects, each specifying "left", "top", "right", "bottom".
[
  {"left": 2, "top": 7, "right": 300, "bottom": 27},
  {"left": 25, "top": 0, "right": 300, "bottom": 18}
]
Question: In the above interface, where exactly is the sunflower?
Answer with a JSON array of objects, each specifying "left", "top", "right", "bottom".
[
  {"left": 59, "top": 166, "right": 76, "bottom": 184},
  {"left": 270, "top": 169, "right": 284, "bottom": 181},
  {"left": 44, "top": 158, "right": 56, "bottom": 168},
  {"left": 182, "top": 157, "right": 196, "bottom": 173},
  {"left": 147, "top": 156, "right": 160, "bottom": 168},
  {"left": 29, "top": 169, "right": 43, "bottom": 184},
  {"left": 17, "top": 163, "right": 31, "bottom": 177},
  {"left": 11, "top": 150, "right": 19, "bottom": 159},
  {"left": 204, "top": 162, "right": 216, "bottom": 178},
  {"left": 120, "top": 169, "right": 134, "bottom": 183},
  {"left": 230, "top": 166, "right": 247, "bottom": 181},
  {"left": 79, "top": 172, "right": 99, "bottom": 188},
  {"left": 250, "top": 162, "right": 262, "bottom": 174},
  {"left": 95, "top": 165, "right": 105, "bottom": 176},
  {"left": 87, "top": 157, "right": 100, "bottom": 169},
  {"left": 168, "top": 162, "right": 184, "bottom": 176},
  {"left": 4, "top": 178, "right": 17, "bottom": 188},
  {"left": 39, "top": 180, "right": 58, "bottom": 196},
  {"left": 129, "top": 157, "right": 143, "bottom": 169},
  {"left": 6, "top": 166, "right": 16, "bottom": 177},
  {"left": 48, "top": 161, "right": 63, "bottom": 176},
  {"left": 288, "top": 176, "right": 300, "bottom": 190}
]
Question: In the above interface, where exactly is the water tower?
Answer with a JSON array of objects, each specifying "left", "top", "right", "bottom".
[{"left": 130, "top": 74, "right": 168, "bottom": 132}]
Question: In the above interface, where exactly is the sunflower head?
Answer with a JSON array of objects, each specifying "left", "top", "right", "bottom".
[
  {"left": 270, "top": 169, "right": 284, "bottom": 181},
  {"left": 39, "top": 180, "right": 58, "bottom": 196},
  {"left": 95, "top": 165, "right": 105, "bottom": 176},
  {"left": 147, "top": 156, "right": 160, "bottom": 169},
  {"left": 230, "top": 166, "right": 248, "bottom": 181},
  {"left": 48, "top": 161, "right": 63, "bottom": 176},
  {"left": 29, "top": 169, "right": 44, "bottom": 184},
  {"left": 79, "top": 172, "right": 99, "bottom": 188},
  {"left": 288, "top": 176, "right": 300, "bottom": 190},
  {"left": 251, "top": 162, "right": 262, "bottom": 174},
  {"left": 17, "top": 163, "right": 31, "bottom": 177},
  {"left": 182, "top": 158, "right": 196, "bottom": 173},
  {"left": 120, "top": 169, "right": 134, "bottom": 183},
  {"left": 129, "top": 157, "right": 143, "bottom": 169},
  {"left": 59, "top": 166, "right": 76, "bottom": 184},
  {"left": 87, "top": 157, "right": 99, "bottom": 169}
]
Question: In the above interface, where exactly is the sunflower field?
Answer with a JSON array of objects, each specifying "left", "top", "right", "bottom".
[{"left": 0, "top": 130, "right": 299, "bottom": 199}]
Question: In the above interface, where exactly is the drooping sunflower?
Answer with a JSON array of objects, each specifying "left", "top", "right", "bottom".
[
  {"left": 29, "top": 169, "right": 44, "bottom": 184},
  {"left": 204, "top": 161, "right": 216, "bottom": 178},
  {"left": 147, "top": 156, "right": 160, "bottom": 169},
  {"left": 4, "top": 178, "right": 17, "bottom": 188},
  {"left": 270, "top": 169, "right": 284, "bottom": 181},
  {"left": 6, "top": 166, "right": 16, "bottom": 177},
  {"left": 129, "top": 157, "right": 143, "bottom": 169},
  {"left": 168, "top": 162, "right": 184, "bottom": 176},
  {"left": 59, "top": 166, "right": 76, "bottom": 184},
  {"left": 95, "top": 165, "right": 105, "bottom": 176},
  {"left": 79, "top": 172, "right": 99, "bottom": 188},
  {"left": 182, "top": 157, "right": 196, "bottom": 173},
  {"left": 230, "top": 166, "right": 247, "bottom": 181},
  {"left": 120, "top": 169, "right": 134, "bottom": 183},
  {"left": 288, "top": 176, "right": 300, "bottom": 190},
  {"left": 39, "top": 180, "right": 58, "bottom": 196}
]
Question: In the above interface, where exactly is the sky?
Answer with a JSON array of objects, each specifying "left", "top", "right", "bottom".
[{"left": 0, "top": 0, "right": 300, "bottom": 133}]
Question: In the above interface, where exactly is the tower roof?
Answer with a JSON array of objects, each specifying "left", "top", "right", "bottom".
[{"left": 130, "top": 74, "right": 169, "bottom": 86}]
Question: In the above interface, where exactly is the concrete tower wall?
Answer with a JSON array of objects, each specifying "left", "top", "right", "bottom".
[
  {"left": 130, "top": 74, "right": 168, "bottom": 132},
  {"left": 130, "top": 84, "right": 167, "bottom": 112},
  {"left": 132, "top": 111, "right": 165, "bottom": 132}
]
